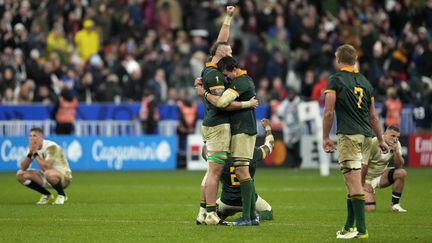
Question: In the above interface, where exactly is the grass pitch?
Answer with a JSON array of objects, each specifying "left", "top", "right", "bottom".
[{"left": 0, "top": 168, "right": 431, "bottom": 242}]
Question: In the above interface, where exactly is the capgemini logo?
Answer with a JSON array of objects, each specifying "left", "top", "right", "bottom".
[
  {"left": 92, "top": 139, "right": 173, "bottom": 170},
  {"left": 67, "top": 140, "right": 82, "bottom": 163}
]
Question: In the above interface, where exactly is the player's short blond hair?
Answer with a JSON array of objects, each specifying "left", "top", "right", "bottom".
[{"left": 335, "top": 44, "right": 358, "bottom": 66}]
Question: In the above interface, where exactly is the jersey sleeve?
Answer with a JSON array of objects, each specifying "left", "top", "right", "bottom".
[
  {"left": 324, "top": 75, "right": 338, "bottom": 93},
  {"left": 45, "top": 145, "right": 60, "bottom": 161},
  {"left": 228, "top": 78, "right": 248, "bottom": 97},
  {"left": 204, "top": 70, "right": 226, "bottom": 93}
]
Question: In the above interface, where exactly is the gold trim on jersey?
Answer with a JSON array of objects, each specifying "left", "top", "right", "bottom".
[
  {"left": 324, "top": 89, "right": 336, "bottom": 93},
  {"left": 340, "top": 67, "right": 359, "bottom": 73},
  {"left": 235, "top": 69, "right": 247, "bottom": 78},
  {"left": 205, "top": 62, "right": 217, "bottom": 68},
  {"left": 209, "top": 85, "right": 225, "bottom": 90},
  {"left": 227, "top": 88, "right": 239, "bottom": 97}
]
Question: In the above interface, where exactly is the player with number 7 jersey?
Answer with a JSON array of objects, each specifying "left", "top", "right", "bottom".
[
  {"left": 322, "top": 44, "right": 388, "bottom": 239},
  {"left": 324, "top": 67, "right": 374, "bottom": 137}
]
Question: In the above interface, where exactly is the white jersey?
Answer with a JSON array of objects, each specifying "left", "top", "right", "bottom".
[
  {"left": 33, "top": 139, "right": 72, "bottom": 179},
  {"left": 365, "top": 137, "right": 401, "bottom": 181}
]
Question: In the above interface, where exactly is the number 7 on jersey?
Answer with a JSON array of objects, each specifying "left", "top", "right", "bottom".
[{"left": 354, "top": 87, "right": 363, "bottom": 109}]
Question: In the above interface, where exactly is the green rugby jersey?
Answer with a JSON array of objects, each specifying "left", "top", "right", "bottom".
[
  {"left": 227, "top": 70, "right": 257, "bottom": 135},
  {"left": 201, "top": 62, "right": 230, "bottom": 126},
  {"left": 220, "top": 147, "right": 261, "bottom": 206},
  {"left": 324, "top": 67, "right": 374, "bottom": 137}
]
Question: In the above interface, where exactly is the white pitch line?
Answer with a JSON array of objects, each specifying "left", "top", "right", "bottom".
[{"left": 0, "top": 218, "right": 431, "bottom": 229}]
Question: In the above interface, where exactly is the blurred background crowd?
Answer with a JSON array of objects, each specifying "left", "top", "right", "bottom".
[{"left": 1, "top": 0, "right": 432, "bottom": 117}]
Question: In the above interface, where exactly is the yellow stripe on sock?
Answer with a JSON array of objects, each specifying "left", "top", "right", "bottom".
[{"left": 351, "top": 194, "right": 365, "bottom": 201}]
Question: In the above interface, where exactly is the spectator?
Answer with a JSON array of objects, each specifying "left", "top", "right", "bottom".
[
  {"left": 15, "top": 79, "right": 35, "bottom": 104},
  {"left": 46, "top": 25, "right": 72, "bottom": 63},
  {"left": 176, "top": 90, "right": 197, "bottom": 165},
  {"left": 147, "top": 68, "right": 168, "bottom": 102},
  {"left": 311, "top": 71, "right": 329, "bottom": 105},
  {"left": 413, "top": 90, "right": 432, "bottom": 134},
  {"left": 382, "top": 87, "right": 402, "bottom": 129},
  {"left": 104, "top": 74, "right": 123, "bottom": 103},
  {"left": 139, "top": 88, "right": 159, "bottom": 134},
  {"left": 74, "top": 19, "right": 100, "bottom": 62},
  {"left": 277, "top": 86, "right": 303, "bottom": 169},
  {"left": 33, "top": 85, "right": 56, "bottom": 104},
  {"left": 51, "top": 87, "right": 78, "bottom": 135},
  {"left": 1, "top": 87, "right": 14, "bottom": 104},
  {"left": 76, "top": 71, "right": 95, "bottom": 104},
  {"left": 0, "top": 0, "right": 430, "bottom": 117}
]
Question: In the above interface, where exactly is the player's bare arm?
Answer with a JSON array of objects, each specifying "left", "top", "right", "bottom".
[
  {"left": 224, "top": 96, "right": 259, "bottom": 111},
  {"left": 194, "top": 77, "right": 203, "bottom": 87},
  {"left": 390, "top": 142, "right": 404, "bottom": 168},
  {"left": 19, "top": 155, "right": 32, "bottom": 170},
  {"left": 33, "top": 153, "right": 54, "bottom": 171},
  {"left": 259, "top": 118, "right": 274, "bottom": 159},
  {"left": 368, "top": 97, "right": 388, "bottom": 153},
  {"left": 322, "top": 91, "right": 337, "bottom": 153},
  {"left": 216, "top": 5, "right": 236, "bottom": 43},
  {"left": 20, "top": 139, "right": 39, "bottom": 170},
  {"left": 196, "top": 85, "right": 257, "bottom": 110}
]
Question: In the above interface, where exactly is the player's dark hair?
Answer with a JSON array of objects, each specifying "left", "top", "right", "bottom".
[
  {"left": 210, "top": 42, "right": 229, "bottom": 56},
  {"left": 335, "top": 44, "right": 358, "bottom": 66},
  {"left": 387, "top": 125, "right": 400, "bottom": 133},
  {"left": 30, "top": 127, "right": 44, "bottom": 135},
  {"left": 217, "top": 56, "right": 237, "bottom": 72}
]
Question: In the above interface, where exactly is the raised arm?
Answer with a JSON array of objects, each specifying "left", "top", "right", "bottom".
[
  {"left": 216, "top": 6, "right": 236, "bottom": 43},
  {"left": 259, "top": 119, "right": 274, "bottom": 160}
]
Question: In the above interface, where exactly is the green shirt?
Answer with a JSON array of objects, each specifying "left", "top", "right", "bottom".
[
  {"left": 325, "top": 67, "right": 374, "bottom": 137},
  {"left": 227, "top": 71, "right": 257, "bottom": 135},
  {"left": 220, "top": 147, "right": 262, "bottom": 206},
  {"left": 201, "top": 63, "right": 230, "bottom": 126}
]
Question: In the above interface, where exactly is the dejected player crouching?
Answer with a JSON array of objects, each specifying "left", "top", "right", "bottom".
[
  {"left": 362, "top": 125, "right": 407, "bottom": 212},
  {"left": 16, "top": 127, "right": 72, "bottom": 205}
]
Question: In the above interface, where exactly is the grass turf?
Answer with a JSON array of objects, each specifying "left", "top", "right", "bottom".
[{"left": 0, "top": 168, "right": 431, "bottom": 242}]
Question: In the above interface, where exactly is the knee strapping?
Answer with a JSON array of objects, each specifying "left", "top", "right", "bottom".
[
  {"left": 207, "top": 152, "right": 228, "bottom": 164},
  {"left": 340, "top": 167, "right": 361, "bottom": 174},
  {"left": 233, "top": 160, "right": 250, "bottom": 167}
]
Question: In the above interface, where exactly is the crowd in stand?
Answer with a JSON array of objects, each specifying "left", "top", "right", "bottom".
[{"left": 1, "top": 0, "right": 432, "bottom": 112}]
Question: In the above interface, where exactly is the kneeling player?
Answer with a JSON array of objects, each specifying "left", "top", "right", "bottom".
[
  {"left": 198, "top": 119, "right": 274, "bottom": 223},
  {"left": 362, "top": 126, "right": 407, "bottom": 212}
]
